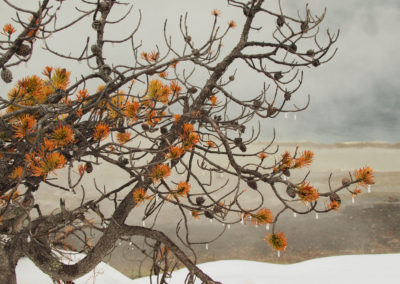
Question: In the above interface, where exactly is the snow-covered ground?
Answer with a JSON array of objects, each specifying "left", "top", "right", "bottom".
[{"left": 16, "top": 253, "right": 400, "bottom": 284}]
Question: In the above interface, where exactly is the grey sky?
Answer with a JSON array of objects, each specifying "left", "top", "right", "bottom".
[{"left": 1, "top": 0, "right": 399, "bottom": 143}]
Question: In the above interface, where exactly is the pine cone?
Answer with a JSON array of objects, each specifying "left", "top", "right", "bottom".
[
  {"left": 342, "top": 177, "right": 351, "bottom": 186},
  {"left": 329, "top": 192, "right": 341, "bottom": 203},
  {"left": 247, "top": 179, "right": 258, "bottom": 190},
  {"left": 1, "top": 68, "right": 13, "bottom": 83},
  {"left": 196, "top": 196, "right": 205, "bottom": 205},
  {"left": 274, "top": 72, "right": 283, "bottom": 80},
  {"left": 85, "top": 162, "right": 93, "bottom": 173},
  {"left": 312, "top": 59, "right": 320, "bottom": 67},
  {"left": 277, "top": 16, "right": 285, "bottom": 27},
  {"left": 16, "top": 44, "right": 31, "bottom": 57},
  {"left": 204, "top": 210, "right": 213, "bottom": 219},
  {"left": 286, "top": 185, "right": 296, "bottom": 198},
  {"left": 300, "top": 21, "right": 309, "bottom": 33},
  {"left": 288, "top": 43, "right": 297, "bottom": 53}
]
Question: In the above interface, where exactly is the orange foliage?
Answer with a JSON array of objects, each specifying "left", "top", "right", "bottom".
[
  {"left": 166, "top": 145, "right": 184, "bottom": 160},
  {"left": 9, "top": 166, "right": 24, "bottom": 179},
  {"left": 354, "top": 166, "right": 374, "bottom": 187},
  {"left": 3, "top": 23, "right": 16, "bottom": 35},
  {"left": 297, "top": 182, "right": 319, "bottom": 202},
  {"left": 26, "top": 149, "right": 66, "bottom": 180},
  {"left": 293, "top": 150, "right": 314, "bottom": 168},
  {"left": 12, "top": 114, "right": 36, "bottom": 141},
  {"left": 116, "top": 131, "right": 131, "bottom": 144},
  {"left": 250, "top": 208, "right": 274, "bottom": 226},
  {"left": 151, "top": 164, "right": 171, "bottom": 183},
  {"left": 265, "top": 232, "right": 287, "bottom": 251},
  {"left": 132, "top": 188, "right": 151, "bottom": 206},
  {"left": 93, "top": 123, "right": 110, "bottom": 141},
  {"left": 50, "top": 124, "right": 74, "bottom": 148}
]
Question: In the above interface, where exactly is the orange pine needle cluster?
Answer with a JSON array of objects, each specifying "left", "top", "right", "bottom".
[
  {"left": 180, "top": 123, "right": 199, "bottom": 150},
  {"left": 42, "top": 66, "right": 53, "bottom": 77},
  {"left": 116, "top": 131, "right": 131, "bottom": 144},
  {"left": 258, "top": 152, "right": 268, "bottom": 160},
  {"left": 228, "top": 20, "right": 237, "bottom": 29},
  {"left": 123, "top": 99, "right": 139, "bottom": 120},
  {"left": 250, "top": 208, "right": 274, "bottom": 226},
  {"left": 174, "top": 181, "right": 190, "bottom": 198},
  {"left": 93, "top": 123, "right": 110, "bottom": 141},
  {"left": 3, "top": 23, "right": 16, "bottom": 35},
  {"left": 51, "top": 68, "right": 71, "bottom": 90},
  {"left": 158, "top": 71, "right": 168, "bottom": 78},
  {"left": 146, "top": 79, "right": 171, "bottom": 104},
  {"left": 265, "top": 232, "right": 287, "bottom": 251},
  {"left": 173, "top": 114, "right": 182, "bottom": 124},
  {"left": 353, "top": 166, "right": 374, "bottom": 187},
  {"left": 166, "top": 145, "right": 184, "bottom": 160},
  {"left": 330, "top": 200, "right": 340, "bottom": 211},
  {"left": 76, "top": 89, "right": 89, "bottom": 103},
  {"left": 50, "top": 124, "right": 74, "bottom": 148},
  {"left": 151, "top": 164, "right": 171, "bottom": 183},
  {"left": 206, "top": 140, "right": 216, "bottom": 148},
  {"left": 280, "top": 150, "right": 293, "bottom": 170},
  {"left": 211, "top": 9, "right": 221, "bottom": 17},
  {"left": 12, "top": 114, "right": 36, "bottom": 141},
  {"left": 78, "top": 163, "right": 86, "bottom": 176},
  {"left": 9, "top": 166, "right": 24, "bottom": 179},
  {"left": 296, "top": 182, "right": 319, "bottom": 202},
  {"left": 132, "top": 188, "right": 150, "bottom": 206},
  {"left": 293, "top": 150, "right": 314, "bottom": 168},
  {"left": 26, "top": 150, "right": 66, "bottom": 180},
  {"left": 169, "top": 80, "right": 182, "bottom": 95},
  {"left": 141, "top": 51, "right": 159, "bottom": 62},
  {"left": 209, "top": 95, "right": 218, "bottom": 106},
  {"left": 191, "top": 210, "right": 199, "bottom": 219}
]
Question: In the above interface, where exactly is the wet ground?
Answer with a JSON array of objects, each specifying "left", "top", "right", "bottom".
[{"left": 100, "top": 171, "right": 400, "bottom": 279}]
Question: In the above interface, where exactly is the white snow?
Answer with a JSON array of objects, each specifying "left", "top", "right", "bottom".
[{"left": 16, "top": 253, "right": 400, "bottom": 284}]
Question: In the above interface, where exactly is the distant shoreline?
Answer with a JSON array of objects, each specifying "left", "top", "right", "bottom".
[{"left": 255, "top": 140, "right": 400, "bottom": 149}]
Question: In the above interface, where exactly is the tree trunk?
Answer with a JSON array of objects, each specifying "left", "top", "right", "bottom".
[{"left": 0, "top": 238, "right": 22, "bottom": 284}]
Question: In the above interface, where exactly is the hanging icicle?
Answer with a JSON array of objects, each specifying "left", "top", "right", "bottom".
[
  {"left": 142, "top": 220, "right": 146, "bottom": 227},
  {"left": 368, "top": 185, "right": 371, "bottom": 193},
  {"left": 293, "top": 212, "right": 297, "bottom": 218},
  {"left": 227, "top": 224, "right": 231, "bottom": 229},
  {"left": 206, "top": 243, "right": 209, "bottom": 250},
  {"left": 277, "top": 251, "right": 281, "bottom": 258},
  {"left": 352, "top": 196, "right": 355, "bottom": 204},
  {"left": 315, "top": 213, "right": 319, "bottom": 220},
  {"left": 240, "top": 215, "right": 244, "bottom": 225},
  {"left": 266, "top": 223, "right": 270, "bottom": 231}
]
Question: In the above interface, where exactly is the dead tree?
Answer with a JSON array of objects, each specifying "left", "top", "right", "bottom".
[{"left": 0, "top": 1, "right": 374, "bottom": 283}]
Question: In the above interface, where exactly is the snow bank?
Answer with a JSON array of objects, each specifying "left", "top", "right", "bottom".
[{"left": 16, "top": 253, "right": 400, "bottom": 284}]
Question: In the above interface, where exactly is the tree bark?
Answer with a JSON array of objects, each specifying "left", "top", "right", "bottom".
[{"left": 0, "top": 238, "right": 23, "bottom": 284}]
